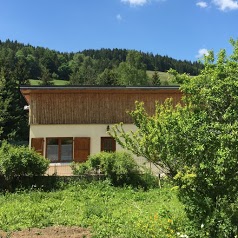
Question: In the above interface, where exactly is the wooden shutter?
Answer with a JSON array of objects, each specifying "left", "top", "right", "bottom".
[
  {"left": 74, "top": 137, "right": 90, "bottom": 162},
  {"left": 31, "top": 138, "right": 44, "bottom": 156}
]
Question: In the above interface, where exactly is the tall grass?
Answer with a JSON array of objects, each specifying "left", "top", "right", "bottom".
[{"left": 0, "top": 180, "right": 189, "bottom": 237}]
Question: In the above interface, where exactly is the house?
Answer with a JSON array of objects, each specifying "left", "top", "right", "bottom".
[{"left": 20, "top": 86, "right": 182, "bottom": 175}]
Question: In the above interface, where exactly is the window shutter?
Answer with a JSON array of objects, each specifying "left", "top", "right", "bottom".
[
  {"left": 31, "top": 138, "right": 44, "bottom": 156},
  {"left": 74, "top": 137, "right": 90, "bottom": 162},
  {"left": 101, "top": 137, "right": 116, "bottom": 152}
]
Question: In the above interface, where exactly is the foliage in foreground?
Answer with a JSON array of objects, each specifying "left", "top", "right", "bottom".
[
  {"left": 0, "top": 142, "right": 49, "bottom": 185},
  {"left": 109, "top": 100, "right": 188, "bottom": 177},
  {"left": 110, "top": 39, "right": 238, "bottom": 237},
  {"left": 0, "top": 181, "right": 189, "bottom": 237},
  {"left": 71, "top": 151, "right": 157, "bottom": 189}
]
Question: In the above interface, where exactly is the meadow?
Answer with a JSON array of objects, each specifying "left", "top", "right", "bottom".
[
  {"left": 29, "top": 71, "right": 178, "bottom": 86},
  {"left": 29, "top": 79, "right": 69, "bottom": 86},
  {"left": 146, "top": 71, "right": 179, "bottom": 86},
  {"left": 0, "top": 180, "right": 189, "bottom": 238}
]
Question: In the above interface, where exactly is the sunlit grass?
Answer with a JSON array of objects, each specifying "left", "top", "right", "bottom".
[
  {"left": 29, "top": 71, "right": 179, "bottom": 87},
  {"left": 0, "top": 181, "right": 188, "bottom": 237},
  {"left": 29, "top": 79, "right": 69, "bottom": 86},
  {"left": 147, "top": 71, "right": 179, "bottom": 86}
]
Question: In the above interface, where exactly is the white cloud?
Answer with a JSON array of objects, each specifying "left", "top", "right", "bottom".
[
  {"left": 121, "top": 0, "right": 149, "bottom": 6},
  {"left": 196, "top": 48, "right": 209, "bottom": 58},
  {"left": 116, "top": 14, "right": 122, "bottom": 21},
  {"left": 212, "top": 0, "right": 238, "bottom": 11},
  {"left": 196, "top": 1, "right": 208, "bottom": 8},
  {"left": 121, "top": 0, "right": 167, "bottom": 7}
]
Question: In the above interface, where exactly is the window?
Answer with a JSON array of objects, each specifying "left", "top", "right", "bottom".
[
  {"left": 101, "top": 137, "right": 116, "bottom": 152},
  {"left": 46, "top": 138, "right": 73, "bottom": 162}
]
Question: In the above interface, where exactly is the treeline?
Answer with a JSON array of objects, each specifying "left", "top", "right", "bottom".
[
  {"left": 82, "top": 48, "right": 203, "bottom": 75},
  {"left": 0, "top": 39, "right": 203, "bottom": 86}
]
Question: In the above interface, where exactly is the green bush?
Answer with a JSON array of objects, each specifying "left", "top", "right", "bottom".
[
  {"left": 0, "top": 142, "right": 49, "bottom": 182},
  {"left": 71, "top": 151, "right": 157, "bottom": 188},
  {"left": 175, "top": 167, "right": 238, "bottom": 237}
]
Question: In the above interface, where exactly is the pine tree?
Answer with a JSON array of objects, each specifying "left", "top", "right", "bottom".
[
  {"left": 40, "top": 67, "right": 54, "bottom": 86},
  {"left": 0, "top": 69, "right": 28, "bottom": 142},
  {"left": 151, "top": 71, "right": 161, "bottom": 86}
]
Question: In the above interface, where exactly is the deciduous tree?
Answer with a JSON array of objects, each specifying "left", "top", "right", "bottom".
[{"left": 110, "top": 39, "right": 238, "bottom": 237}]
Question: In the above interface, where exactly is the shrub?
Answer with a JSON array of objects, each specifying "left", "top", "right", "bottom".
[
  {"left": 0, "top": 142, "right": 49, "bottom": 182},
  {"left": 72, "top": 151, "right": 157, "bottom": 188}
]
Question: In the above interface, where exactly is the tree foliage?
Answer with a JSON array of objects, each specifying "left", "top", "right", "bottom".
[
  {"left": 0, "top": 69, "right": 28, "bottom": 142},
  {"left": 0, "top": 39, "right": 203, "bottom": 86},
  {"left": 109, "top": 100, "right": 195, "bottom": 177},
  {"left": 40, "top": 67, "right": 54, "bottom": 86},
  {"left": 151, "top": 70, "right": 161, "bottom": 86},
  {"left": 110, "top": 39, "right": 238, "bottom": 237},
  {"left": 116, "top": 51, "right": 149, "bottom": 86}
]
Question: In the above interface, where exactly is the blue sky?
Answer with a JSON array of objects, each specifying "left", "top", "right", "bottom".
[{"left": 0, "top": 0, "right": 237, "bottom": 61}]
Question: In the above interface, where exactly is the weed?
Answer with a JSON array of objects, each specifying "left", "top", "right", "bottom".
[{"left": 0, "top": 181, "right": 188, "bottom": 237}]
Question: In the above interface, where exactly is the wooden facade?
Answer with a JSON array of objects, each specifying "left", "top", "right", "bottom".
[
  {"left": 21, "top": 86, "right": 182, "bottom": 125},
  {"left": 21, "top": 86, "right": 182, "bottom": 175}
]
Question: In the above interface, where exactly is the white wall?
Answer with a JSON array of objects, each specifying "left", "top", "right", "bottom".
[
  {"left": 30, "top": 124, "right": 162, "bottom": 175},
  {"left": 30, "top": 124, "right": 137, "bottom": 155}
]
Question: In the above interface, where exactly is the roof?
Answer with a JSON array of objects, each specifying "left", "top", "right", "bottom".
[
  {"left": 20, "top": 85, "right": 179, "bottom": 90},
  {"left": 20, "top": 85, "right": 180, "bottom": 104}
]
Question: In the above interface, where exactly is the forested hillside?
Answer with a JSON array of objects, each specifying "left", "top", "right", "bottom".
[
  {"left": 0, "top": 39, "right": 203, "bottom": 86},
  {"left": 0, "top": 39, "right": 203, "bottom": 142}
]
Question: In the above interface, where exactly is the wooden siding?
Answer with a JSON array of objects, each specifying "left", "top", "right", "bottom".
[{"left": 26, "top": 88, "right": 182, "bottom": 125}]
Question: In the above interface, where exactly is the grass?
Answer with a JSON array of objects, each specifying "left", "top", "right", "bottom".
[
  {"left": 29, "top": 79, "right": 69, "bottom": 86},
  {"left": 147, "top": 71, "right": 171, "bottom": 81},
  {"left": 147, "top": 71, "right": 179, "bottom": 86},
  {"left": 0, "top": 181, "right": 189, "bottom": 237},
  {"left": 29, "top": 71, "right": 179, "bottom": 86}
]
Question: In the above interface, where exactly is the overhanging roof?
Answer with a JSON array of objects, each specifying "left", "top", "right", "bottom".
[{"left": 20, "top": 85, "right": 180, "bottom": 104}]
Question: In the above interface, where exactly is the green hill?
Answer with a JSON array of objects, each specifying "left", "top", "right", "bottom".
[
  {"left": 147, "top": 71, "right": 179, "bottom": 86},
  {"left": 30, "top": 71, "right": 179, "bottom": 86}
]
